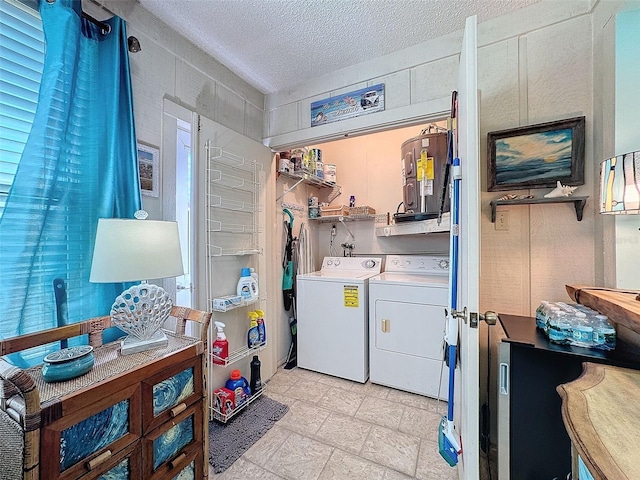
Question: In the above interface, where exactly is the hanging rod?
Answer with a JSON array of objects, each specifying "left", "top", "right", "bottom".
[{"left": 81, "top": 11, "right": 111, "bottom": 34}]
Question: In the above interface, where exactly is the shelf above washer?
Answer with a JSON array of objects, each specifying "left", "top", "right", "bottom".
[
  {"left": 277, "top": 171, "right": 342, "bottom": 203},
  {"left": 375, "top": 213, "right": 450, "bottom": 236}
]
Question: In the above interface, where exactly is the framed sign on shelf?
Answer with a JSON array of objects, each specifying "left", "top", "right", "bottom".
[
  {"left": 137, "top": 142, "right": 159, "bottom": 197},
  {"left": 487, "top": 116, "right": 585, "bottom": 191}
]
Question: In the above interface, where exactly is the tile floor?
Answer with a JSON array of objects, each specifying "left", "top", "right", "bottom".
[{"left": 210, "top": 366, "right": 458, "bottom": 480}]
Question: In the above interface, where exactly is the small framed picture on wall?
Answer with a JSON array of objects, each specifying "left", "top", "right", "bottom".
[{"left": 137, "top": 142, "right": 159, "bottom": 197}]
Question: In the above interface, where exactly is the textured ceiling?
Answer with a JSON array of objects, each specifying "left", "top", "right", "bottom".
[{"left": 137, "top": 0, "right": 541, "bottom": 94}]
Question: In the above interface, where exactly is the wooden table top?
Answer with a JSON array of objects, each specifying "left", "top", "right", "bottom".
[
  {"left": 557, "top": 362, "right": 640, "bottom": 480},
  {"left": 566, "top": 285, "right": 640, "bottom": 336}
]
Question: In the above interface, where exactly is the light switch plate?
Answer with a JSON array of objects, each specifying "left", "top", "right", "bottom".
[{"left": 495, "top": 210, "right": 509, "bottom": 231}]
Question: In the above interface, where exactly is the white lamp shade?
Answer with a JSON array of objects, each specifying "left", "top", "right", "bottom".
[{"left": 90, "top": 218, "right": 184, "bottom": 283}]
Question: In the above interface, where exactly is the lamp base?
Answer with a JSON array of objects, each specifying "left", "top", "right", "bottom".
[{"left": 120, "top": 330, "right": 168, "bottom": 355}]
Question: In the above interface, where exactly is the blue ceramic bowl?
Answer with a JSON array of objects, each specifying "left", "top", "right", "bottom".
[{"left": 42, "top": 345, "right": 95, "bottom": 383}]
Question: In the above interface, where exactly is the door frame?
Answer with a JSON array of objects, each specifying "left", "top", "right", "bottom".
[
  {"left": 162, "top": 99, "right": 198, "bottom": 307},
  {"left": 455, "top": 15, "right": 480, "bottom": 480}
]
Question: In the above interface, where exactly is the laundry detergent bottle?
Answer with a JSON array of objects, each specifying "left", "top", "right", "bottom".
[
  {"left": 247, "top": 311, "right": 260, "bottom": 348},
  {"left": 250, "top": 268, "right": 259, "bottom": 296},
  {"left": 237, "top": 268, "right": 259, "bottom": 301},
  {"left": 226, "top": 369, "right": 251, "bottom": 407},
  {"left": 212, "top": 322, "right": 229, "bottom": 365}
]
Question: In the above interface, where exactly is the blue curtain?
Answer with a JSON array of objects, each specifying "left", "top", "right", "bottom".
[{"left": 0, "top": 0, "right": 141, "bottom": 365}]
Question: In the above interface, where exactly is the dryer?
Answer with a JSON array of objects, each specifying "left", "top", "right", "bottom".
[
  {"left": 296, "top": 256, "right": 382, "bottom": 382},
  {"left": 369, "top": 254, "right": 449, "bottom": 399}
]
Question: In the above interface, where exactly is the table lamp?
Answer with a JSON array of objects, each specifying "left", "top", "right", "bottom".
[
  {"left": 90, "top": 211, "right": 184, "bottom": 354},
  {"left": 599, "top": 150, "right": 640, "bottom": 214},
  {"left": 599, "top": 150, "right": 640, "bottom": 301}
]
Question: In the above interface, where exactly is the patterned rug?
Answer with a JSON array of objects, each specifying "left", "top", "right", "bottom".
[{"left": 208, "top": 394, "right": 289, "bottom": 473}]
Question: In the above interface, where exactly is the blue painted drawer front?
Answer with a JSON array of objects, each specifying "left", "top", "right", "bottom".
[
  {"left": 172, "top": 460, "right": 195, "bottom": 480},
  {"left": 60, "top": 399, "right": 130, "bottom": 471},
  {"left": 98, "top": 457, "right": 129, "bottom": 479},
  {"left": 578, "top": 456, "right": 595, "bottom": 480},
  {"left": 153, "top": 367, "right": 194, "bottom": 417},
  {"left": 153, "top": 414, "right": 194, "bottom": 470}
]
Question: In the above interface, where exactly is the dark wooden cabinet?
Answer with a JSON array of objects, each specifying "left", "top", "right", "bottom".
[
  {"left": 498, "top": 314, "right": 640, "bottom": 480},
  {"left": 37, "top": 334, "right": 205, "bottom": 480},
  {"left": 0, "top": 307, "right": 211, "bottom": 480}
]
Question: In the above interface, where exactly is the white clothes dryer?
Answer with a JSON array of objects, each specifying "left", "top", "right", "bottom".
[
  {"left": 296, "top": 256, "right": 382, "bottom": 383},
  {"left": 369, "top": 254, "right": 449, "bottom": 399}
]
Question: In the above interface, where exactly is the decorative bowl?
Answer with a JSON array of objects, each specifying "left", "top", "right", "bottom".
[{"left": 42, "top": 345, "right": 95, "bottom": 383}]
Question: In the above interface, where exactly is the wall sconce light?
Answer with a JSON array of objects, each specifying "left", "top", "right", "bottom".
[
  {"left": 128, "top": 36, "right": 141, "bottom": 53},
  {"left": 599, "top": 150, "right": 640, "bottom": 214}
]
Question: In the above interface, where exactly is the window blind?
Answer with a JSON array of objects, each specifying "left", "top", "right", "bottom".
[{"left": 0, "top": 0, "right": 45, "bottom": 218}]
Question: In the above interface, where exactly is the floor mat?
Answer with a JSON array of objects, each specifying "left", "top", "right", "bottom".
[{"left": 208, "top": 394, "right": 289, "bottom": 474}]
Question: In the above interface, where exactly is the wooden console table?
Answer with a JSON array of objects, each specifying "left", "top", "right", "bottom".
[
  {"left": 557, "top": 362, "right": 640, "bottom": 479},
  {"left": 566, "top": 285, "right": 640, "bottom": 336},
  {"left": 0, "top": 306, "right": 211, "bottom": 480}
]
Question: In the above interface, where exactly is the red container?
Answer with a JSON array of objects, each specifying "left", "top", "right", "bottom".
[
  {"left": 214, "top": 387, "right": 235, "bottom": 414},
  {"left": 212, "top": 337, "right": 229, "bottom": 364}
]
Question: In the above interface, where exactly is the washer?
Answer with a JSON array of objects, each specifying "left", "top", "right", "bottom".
[
  {"left": 369, "top": 254, "right": 449, "bottom": 399},
  {"left": 296, "top": 256, "right": 382, "bottom": 383}
]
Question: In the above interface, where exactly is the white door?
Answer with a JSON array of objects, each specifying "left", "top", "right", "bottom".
[
  {"left": 196, "top": 115, "right": 277, "bottom": 382},
  {"left": 455, "top": 15, "right": 480, "bottom": 480}
]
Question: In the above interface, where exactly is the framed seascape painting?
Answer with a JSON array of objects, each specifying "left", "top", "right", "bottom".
[
  {"left": 487, "top": 116, "right": 585, "bottom": 191},
  {"left": 137, "top": 142, "right": 160, "bottom": 197}
]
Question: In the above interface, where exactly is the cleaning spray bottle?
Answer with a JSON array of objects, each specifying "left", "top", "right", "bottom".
[
  {"left": 247, "top": 311, "right": 260, "bottom": 348},
  {"left": 255, "top": 309, "right": 266, "bottom": 345},
  {"left": 212, "top": 322, "right": 229, "bottom": 365}
]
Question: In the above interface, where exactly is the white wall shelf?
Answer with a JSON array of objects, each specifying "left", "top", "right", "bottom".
[
  {"left": 277, "top": 170, "right": 342, "bottom": 203},
  {"left": 211, "top": 296, "right": 259, "bottom": 312},
  {"left": 210, "top": 342, "right": 266, "bottom": 367},
  {"left": 205, "top": 141, "right": 264, "bottom": 423},
  {"left": 489, "top": 196, "right": 588, "bottom": 222},
  {"left": 375, "top": 213, "right": 450, "bottom": 236},
  {"left": 211, "top": 386, "right": 265, "bottom": 423},
  {"left": 205, "top": 142, "right": 262, "bottom": 257},
  {"left": 309, "top": 214, "right": 378, "bottom": 223}
]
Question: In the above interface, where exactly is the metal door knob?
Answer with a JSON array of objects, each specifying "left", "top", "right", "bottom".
[{"left": 480, "top": 311, "right": 497, "bottom": 325}]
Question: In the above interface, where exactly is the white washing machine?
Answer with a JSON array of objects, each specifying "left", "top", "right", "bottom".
[
  {"left": 369, "top": 254, "right": 449, "bottom": 399},
  {"left": 296, "top": 256, "right": 382, "bottom": 383}
]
